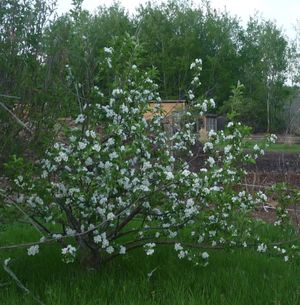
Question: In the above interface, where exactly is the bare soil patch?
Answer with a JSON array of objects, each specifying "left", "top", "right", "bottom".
[{"left": 246, "top": 151, "right": 300, "bottom": 174}]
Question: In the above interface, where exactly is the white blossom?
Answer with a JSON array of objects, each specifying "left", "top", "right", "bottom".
[
  {"left": 144, "top": 243, "right": 156, "bottom": 256},
  {"left": 119, "top": 246, "right": 126, "bottom": 255},
  {"left": 165, "top": 172, "right": 174, "bottom": 180},
  {"left": 174, "top": 243, "right": 183, "bottom": 251},
  {"left": 107, "top": 212, "right": 115, "bottom": 221},
  {"left": 224, "top": 145, "right": 232, "bottom": 154},
  {"left": 104, "top": 47, "right": 113, "bottom": 54},
  {"left": 78, "top": 141, "right": 87, "bottom": 150},
  {"left": 202, "top": 252, "right": 209, "bottom": 259},
  {"left": 92, "top": 143, "right": 101, "bottom": 152},
  {"left": 106, "top": 246, "right": 114, "bottom": 254},
  {"left": 75, "top": 114, "right": 85, "bottom": 124},
  {"left": 203, "top": 142, "right": 213, "bottom": 152},
  {"left": 27, "top": 245, "right": 39, "bottom": 256},
  {"left": 61, "top": 245, "right": 77, "bottom": 263},
  {"left": 257, "top": 243, "right": 267, "bottom": 253},
  {"left": 85, "top": 157, "right": 93, "bottom": 166},
  {"left": 207, "top": 157, "right": 215, "bottom": 166}
]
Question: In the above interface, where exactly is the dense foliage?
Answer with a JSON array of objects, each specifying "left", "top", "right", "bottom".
[{"left": 0, "top": 0, "right": 299, "bottom": 162}]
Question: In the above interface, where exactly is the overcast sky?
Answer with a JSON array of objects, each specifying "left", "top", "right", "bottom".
[{"left": 56, "top": 0, "right": 299, "bottom": 39}]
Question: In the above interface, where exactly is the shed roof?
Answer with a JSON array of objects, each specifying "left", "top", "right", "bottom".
[{"left": 144, "top": 100, "right": 186, "bottom": 120}]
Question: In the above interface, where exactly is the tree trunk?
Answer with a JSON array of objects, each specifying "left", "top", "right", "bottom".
[
  {"left": 267, "top": 90, "right": 270, "bottom": 133},
  {"left": 77, "top": 236, "right": 102, "bottom": 268}
]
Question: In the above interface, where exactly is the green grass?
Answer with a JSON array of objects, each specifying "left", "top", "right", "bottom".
[
  {"left": 215, "top": 139, "right": 300, "bottom": 153},
  {"left": 1, "top": 225, "right": 300, "bottom": 305},
  {"left": 265, "top": 143, "right": 300, "bottom": 153},
  {"left": 244, "top": 139, "right": 300, "bottom": 153}
]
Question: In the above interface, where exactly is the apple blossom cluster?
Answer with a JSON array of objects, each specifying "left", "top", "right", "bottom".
[
  {"left": 4, "top": 38, "right": 295, "bottom": 267},
  {"left": 62, "top": 245, "right": 77, "bottom": 263},
  {"left": 27, "top": 245, "right": 39, "bottom": 256}
]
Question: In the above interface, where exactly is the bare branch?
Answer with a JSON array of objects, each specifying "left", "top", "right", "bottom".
[
  {"left": 3, "top": 261, "right": 46, "bottom": 305},
  {"left": 0, "top": 101, "right": 32, "bottom": 133},
  {"left": 0, "top": 94, "right": 21, "bottom": 100}
]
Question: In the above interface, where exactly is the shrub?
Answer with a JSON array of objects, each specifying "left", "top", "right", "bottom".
[{"left": 3, "top": 37, "right": 292, "bottom": 268}]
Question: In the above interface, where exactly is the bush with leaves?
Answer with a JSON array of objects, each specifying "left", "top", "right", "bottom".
[{"left": 2, "top": 37, "right": 296, "bottom": 268}]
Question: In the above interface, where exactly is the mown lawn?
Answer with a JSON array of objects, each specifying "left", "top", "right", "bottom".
[
  {"left": 244, "top": 139, "right": 300, "bottom": 153},
  {"left": 215, "top": 139, "right": 300, "bottom": 153},
  {"left": 266, "top": 143, "right": 300, "bottom": 153},
  {"left": 1, "top": 224, "right": 300, "bottom": 305}
]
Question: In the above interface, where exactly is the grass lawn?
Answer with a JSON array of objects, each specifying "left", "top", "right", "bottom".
[
  {"left": 244, "top": 139, "right": 300, "bottom": 153},
  {"left": 265, "top": 143, "right": 300, "bottom": 153},
  {"left": 1, "top": 224, "right": 300, "bottom": 305},
  {"left": 215, "top": 139, "right": 300, "bottom": 153}
]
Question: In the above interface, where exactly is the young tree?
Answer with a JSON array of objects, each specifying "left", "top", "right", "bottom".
[{"left": 3, "top": 37, "right": 292, "bottom": 269}]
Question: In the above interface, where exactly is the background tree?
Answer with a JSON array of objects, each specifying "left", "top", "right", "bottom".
[
  {"left": 0, "top": 0, "right": 56, "bottom": 160},
  {"left": 238, "top": 17, "right": 289, "bottom": 132},
  {"left": 0, "top": 0, "right": 295, "bottom": 168}
]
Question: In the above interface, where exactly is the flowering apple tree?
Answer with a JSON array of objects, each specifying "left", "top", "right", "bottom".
[{"left": 2, "top": 36, "right": 296, "bottom": 267}]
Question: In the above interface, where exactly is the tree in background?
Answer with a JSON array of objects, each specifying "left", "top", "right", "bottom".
[
  {"left": 0, "top": 0, "right": 56, "bottom": 159},
  {"left": 283, "top": 22, "right": 300, "bottom": 135},
  {"left": 0, "top": 0, "right": 295, "bottom": 166},
  {"left": 238, "top": 17, "right": 289, "bottom": 132}
]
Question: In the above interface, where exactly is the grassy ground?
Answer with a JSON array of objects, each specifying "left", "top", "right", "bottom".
[
  {"left": 244, "top": 139, "right": 300, "bottom": 153},
  {"left": 266, "top": 143, "right": 300, "bottom": 153},
  {"left": 216, "top": 139, "right": 300, "bottom": 153},
  {"left": 1, "top": 224, "right": 300, "bottom": 305}
]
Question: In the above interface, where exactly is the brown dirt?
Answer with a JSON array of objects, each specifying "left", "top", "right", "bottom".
[
  {"left": 246, "top": 151, "right": 300, "bottom": 173},
  {"left": 188, "top": 145, "right": 300, "bottom": 224}
]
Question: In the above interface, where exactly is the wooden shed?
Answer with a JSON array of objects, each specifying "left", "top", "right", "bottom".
[
  {"left": 144, "top": 100, "right": 219, "bottom": 136},
  {"left": 144, "top": 100, "right": 186, "bottom": 121}
]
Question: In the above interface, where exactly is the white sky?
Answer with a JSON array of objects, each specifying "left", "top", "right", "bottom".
[{"left": 56, "top": 0, "right": 299, "bottom": 40}]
